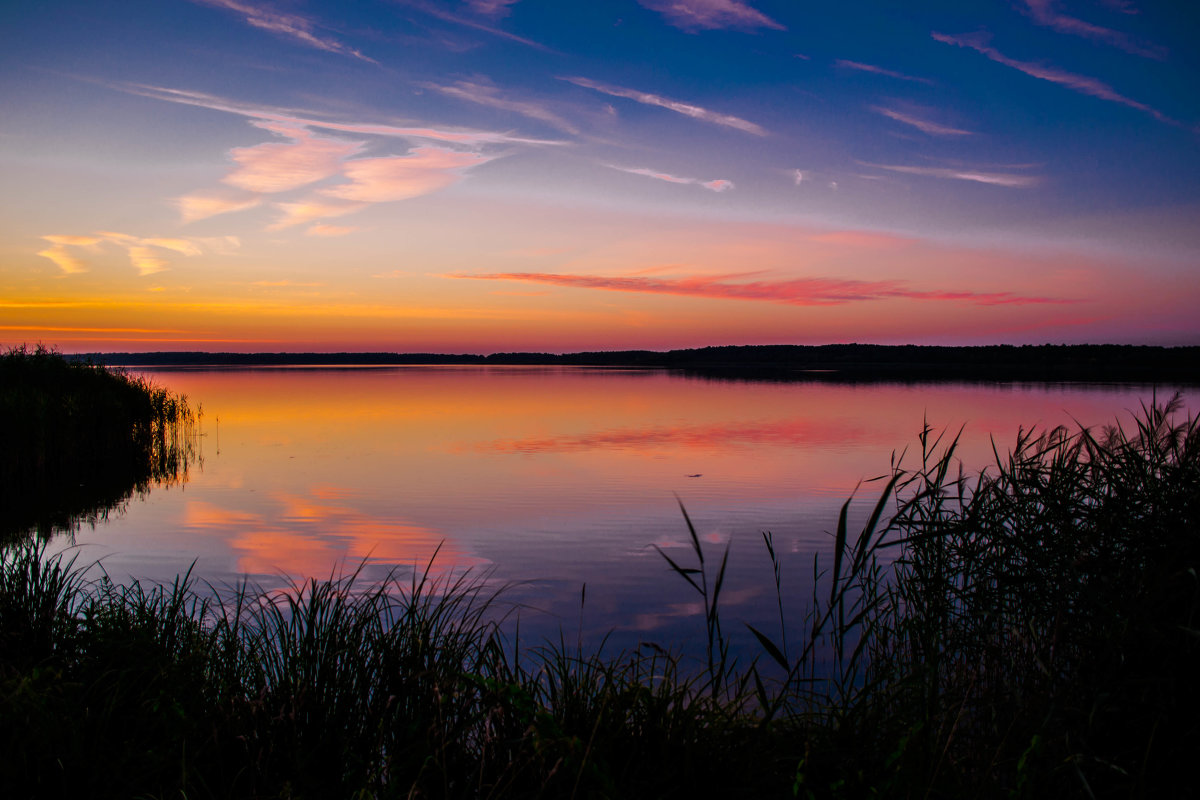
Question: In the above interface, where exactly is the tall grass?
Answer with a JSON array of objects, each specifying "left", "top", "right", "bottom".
[
  {"left": 0, "top": 396, "right": 1195, "bottom": 797},
  {"left": 763, "top": 394, "right": 1200, "bottom": 797},
  {"left": 0, "top": 344, "right": 198, "bottom": 541}
]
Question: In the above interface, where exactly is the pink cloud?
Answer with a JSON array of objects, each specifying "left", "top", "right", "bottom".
[
  {"left": 638, "top": 0, "right": 785, "bottom": 31},
  {"left": 191, "top": 0, "right": 377, "bottom": 63},
  {"left": 836, "top": 60, "right": 933, "bottom": 85},
  {"left": 450, "top": 271, "right": 1073, "bottom": 307},
  {"left": 223, "top": 120, "right": 364, "bottom": 193},
  {"left": 466, "top": 0, "right": 520, "bottom": 18},
  {"left": 1019, "top": 0, "right": 1165, "bottom": 58},
  {"left": 932, "top": 32, "right": 1175, "bottom": 125},
  {"left": 322, "top": 146, "right": 493, "bottom": 203},
  {"left": 563, "top": 76, "right": 767, "bottom": 136},
  {"left": 872, "top": 106, "right": 972, "bottom": 136}
]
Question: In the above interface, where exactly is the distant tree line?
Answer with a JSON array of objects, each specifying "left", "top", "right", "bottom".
[{"left": 74, "top": 344, "right": 1200, "bottom": 382}]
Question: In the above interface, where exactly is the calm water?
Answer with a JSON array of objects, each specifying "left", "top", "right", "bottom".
[{"left": 58, "top": 366, "right": 1191, "bottom": 655}]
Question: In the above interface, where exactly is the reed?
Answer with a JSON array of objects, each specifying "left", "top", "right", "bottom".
[
  {"left": 0, "top": 395, "right": 1195, "bottom": 797},
  {"left": 0, "top": 344, "right": 199, "bottom": 541}
]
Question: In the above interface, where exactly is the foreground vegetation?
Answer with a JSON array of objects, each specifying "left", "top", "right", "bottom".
[
  {"left": 1, "top": 393, "right": 1196, "bottom": 798},
  {"left": 0, "top": 345, "right": 197, "bottom": 541}
]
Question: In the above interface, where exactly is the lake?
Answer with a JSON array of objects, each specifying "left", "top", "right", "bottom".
[{"left": 55, "top": 366, "right": 1192, "bottom": 658}]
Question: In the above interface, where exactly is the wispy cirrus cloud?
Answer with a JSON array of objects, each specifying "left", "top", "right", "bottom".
[
  {"left": 191, "top": 0, "right": 376, "bottom": 63},
  {"left": 562, "top": 76, "right": 767, "bottom": 136},
  {"left": 1019, "top": 0, "right": 1166, "bottom": 58},
  {"left": 836, "top": 60, "right": 933, "bottom": 85},
  {"left": 872, "top": 106, "right": 973, "bottom": 136},
  {"left": 399, "top": 0, "right": 549, "bottom": 50},
  {"left": 932, "top": 32, "right": 1176, "bottom": 125},
  {"left": 422, "top": 79, "right": 579, "bottom": 134},
  {"left": 638, "top": 0, "right": 784, "bottom": 32},
  {"left": 449, "top": 271, "right": 1071, "bottom": 307},
  {"left": 607, "top": 165, "right": 733, "bottom": 192},
  {"left": 37, "top": 231, "right": 227, "bottom": 276},
  {"left": 466, "top": 0, "right": 520, "bottom": 17},
  {"left": 119, "top": 84, "right": 565, "bottom": 147},
  {"left": 113, "top": 84, "right": 552, "bottom": 229},
  {"left": 858, "top": 161, "right": 1040, "bottom": 187}
]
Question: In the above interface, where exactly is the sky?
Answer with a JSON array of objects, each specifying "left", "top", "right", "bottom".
[{"left": 2, "top": 0, "right": 1198, "bottom": 352}]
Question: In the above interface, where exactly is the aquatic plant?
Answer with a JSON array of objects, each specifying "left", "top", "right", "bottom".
[{"left": 0, "top": 344, "right": 198, "bottom": 541}]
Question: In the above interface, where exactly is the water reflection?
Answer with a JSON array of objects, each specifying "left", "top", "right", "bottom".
[{"left": 56, "top": 366, "right": 1191, "bottom": 654}]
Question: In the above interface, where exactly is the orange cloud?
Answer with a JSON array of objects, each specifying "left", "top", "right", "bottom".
[
  {"left": 128, "top": 246, "right": 169, "bottom": 276},
  {"left": 176, "top": 189, "right": 263, "bottom": 222},
  {"left": 36, "top": 245, "right": 88, "bottom": 274},
  {"left": 269, "top": 198, "right": 366, "bottom": 229},
  {"left": 36, "top": 231, "right": 222, "bottom": 275}
]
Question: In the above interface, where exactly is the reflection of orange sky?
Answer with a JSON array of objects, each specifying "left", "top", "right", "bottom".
[
  {"left": 474, "top": 416, "right": 871, "bottom": 454},
  {"left": 184, "top": 495, "right": 481, "bottom": 578},
  {"left": 59, "top": 367, "right": 1189, "bottom": 595},
  {"left": 159, "top": 367, "right": 1184, "bottom": 519}
]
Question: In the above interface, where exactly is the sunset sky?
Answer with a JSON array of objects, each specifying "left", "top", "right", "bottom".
[{"left": 2, "top": 0, "right": 1198, "bottom": 352}]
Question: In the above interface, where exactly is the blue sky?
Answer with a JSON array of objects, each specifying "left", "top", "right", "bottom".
[{"left": 2, "top": 0, "right": 1198, "bottom": 350}]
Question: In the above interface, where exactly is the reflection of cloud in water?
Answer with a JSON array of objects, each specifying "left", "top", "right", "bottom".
[
  {"left": 628, "top": 586, "right": 763, "bottom": 632},
  {"left": 469, "top": 417, "right": 869, "bottom": 454},
  {"left": 183, "top": 494, "right": 484, "bottom": 578}
]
